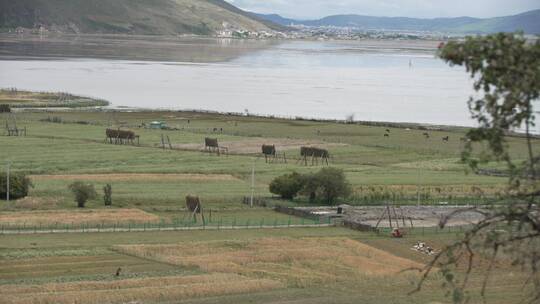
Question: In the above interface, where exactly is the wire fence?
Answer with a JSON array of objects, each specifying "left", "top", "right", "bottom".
[
  {"left": 0, "top": 215, "right": 473, "bottom": 237},
  {"left": 0, "top": 216, "right": 333, "bottom": 235}
]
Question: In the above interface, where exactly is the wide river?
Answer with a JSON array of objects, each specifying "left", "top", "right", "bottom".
[{"left": 0, "top": 35, "right": 479, "bottom": 126}]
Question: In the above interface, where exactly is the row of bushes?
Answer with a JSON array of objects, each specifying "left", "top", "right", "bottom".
[
  {"left": 0, "top": 173, "right": 112, "bottom": 208},
  {"left": 69, "top": 182, "right": 113, "bottom": 208},
  {"left": 269, "top": 168, "right": 351, "bottom": 205}
]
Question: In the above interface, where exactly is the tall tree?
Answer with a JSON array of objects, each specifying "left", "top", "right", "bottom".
[{"left": 413, "top": 33, "right": 540, "bottom": 303}]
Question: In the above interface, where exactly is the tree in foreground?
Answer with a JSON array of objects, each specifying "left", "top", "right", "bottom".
[
  {"left": 69, "top": 181, "right": 97, "bottom": 208},
  {"left": 413, "top": 33, "right": 540, "bottom": 303}
]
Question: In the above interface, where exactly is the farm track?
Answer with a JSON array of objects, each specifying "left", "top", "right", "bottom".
[{"left": 0, "top": 223, "right": 334, "bottom": 235}]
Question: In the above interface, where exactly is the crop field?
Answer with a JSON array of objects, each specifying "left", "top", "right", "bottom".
[
  {"left": 0, "top": 228, "right": 528, "bottom": 304},
  {"left": 114, "top": 237, "right": 425, "bottom": 286},
  {"left": 1, "top": 274, "right": 284, "bottom": 304},
  {"left": 0, "top": 209, "right": 160, "bottom": 226}
]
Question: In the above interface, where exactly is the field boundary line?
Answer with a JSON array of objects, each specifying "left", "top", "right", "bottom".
[{"left": 0, "top": 224, "right": 334, "bottom": 235}]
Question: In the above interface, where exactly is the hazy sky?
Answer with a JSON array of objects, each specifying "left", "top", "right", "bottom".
[{"left": 225, "top": 0, "right": 540, "bottom": 19}]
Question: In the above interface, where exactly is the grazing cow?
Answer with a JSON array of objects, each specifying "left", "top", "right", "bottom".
[
  {"left": 423, "top": 132, "right": 430, "bottom": 137},
  {"left": 442, "top": 136, "right": 449, "bottom": 142},
  {"left": 386, "top": 129, "right": 391, "bottom": 133},
  {"left": 384, "top": 133, "right": 390, "bottom": 137},
  {"left": 115, "top": 267, "right": 122, "bottom": 276}
]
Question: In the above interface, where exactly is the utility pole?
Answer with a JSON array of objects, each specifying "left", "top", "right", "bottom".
[
  {"left": 6, "top": 161, "right": 10, "bottom": 202},
  {"left": 416, "top": 166, "right": 420, "bottom": 207},
  {"left": 250, "top": 159, "right": 255, "bottom": 208}
]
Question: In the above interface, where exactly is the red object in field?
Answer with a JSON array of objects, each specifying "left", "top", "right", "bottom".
[{"left": 392, "top": 228, "right": 403, "bottom": 238}]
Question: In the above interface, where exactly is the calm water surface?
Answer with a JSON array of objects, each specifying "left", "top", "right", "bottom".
[{"left": 0, "top": 37, "right": 480, "bottom": 126}]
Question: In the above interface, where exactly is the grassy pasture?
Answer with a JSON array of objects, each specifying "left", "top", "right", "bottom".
[
  {"left": 3, "top": 109, "right": 535, "bottom": 212},
  {"left": 0, "top": 109, "right": 535, "bottom": 303}
]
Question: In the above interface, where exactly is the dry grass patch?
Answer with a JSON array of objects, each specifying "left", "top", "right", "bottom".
[
  {"left": 0, "top": 273, "right": 283, "bottom": 304},
  {"left": 0, "top": 209, "right": 160, "bottom": 226},
  {"left": 30, "top": 173, "right": 239, "bottom": 182},
  {"left": 9, "top": 196, "right": 60, "bottom": 210},
  {"left": 115, "top": 237, "right": 423, "bottom": 287}
]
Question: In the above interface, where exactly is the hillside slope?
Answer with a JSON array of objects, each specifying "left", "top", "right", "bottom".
[
  {"left": 0, "top": 0, "right": 275, "bottom": 35},
  {"left": 256, "top": 9, "right": 540, "bottom": 34}
]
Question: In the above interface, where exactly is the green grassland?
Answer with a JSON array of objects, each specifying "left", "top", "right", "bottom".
[
  {"left": 2, "top": 110, "right": 537, "bottom": 212},
  {"left": 0, "top": 109, "right": 533, "bottom": 303}
]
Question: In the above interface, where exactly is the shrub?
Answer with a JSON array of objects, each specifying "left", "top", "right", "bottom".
[
  {"left": 0, "top": 172, "right": 33, "bottom": 200},
  {"left": 269, "top": 172, "right": 304, "bottom": 199},
  {"left": 69, "top": 181, "right": 97, "bottom": 208},
  {"left": 302, "top": 168, "right": 351, "bottom": 205},
  {"left": 103, "top": 184, "right": 112, "bottom": 206},
  {"left": 0, "top": 104, "right": 10, "bottom": 113}
]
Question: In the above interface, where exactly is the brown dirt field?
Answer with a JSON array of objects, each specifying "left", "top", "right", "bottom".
[
  {"left": 30, "top": 173, "right": 239, "bottom": 182},
  {"left": 173, "top": 137, "right": 346, "bottom": 154},
  {"left": 0, "top": 208, "right": 160, "bottom": 226},
  {"left": 115, "top": 237, "right": 424, "bottom": 287},
  {"left": 0, "top": 273, "right": 283, "bottom": 304}
]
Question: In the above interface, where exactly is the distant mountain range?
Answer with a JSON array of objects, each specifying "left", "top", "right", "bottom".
[
  {"left": 255, "top": 9, "right": 540, "bottom": 34},
  {"left": 0, "top": 0, "right": 284, "bottom": 35},
  {"left": 1, "top": 0, "right": 538, "bottom": 36}
]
